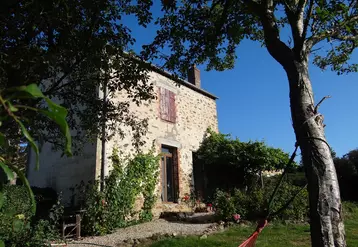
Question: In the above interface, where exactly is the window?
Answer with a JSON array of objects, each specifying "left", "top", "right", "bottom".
[
  {"left": 159, "top": 87, "right": 176, "bottom": 123},
  {"left": 161, "top": 145, "right": 179, "bottom": 202}
]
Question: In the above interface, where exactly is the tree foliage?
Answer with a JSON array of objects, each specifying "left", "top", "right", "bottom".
[
  {"left": 143, "top": 0, "right": 357, "bottom": 76},
  {"left": 0, "top": 0, "right": 157, "bottom": 155},
  {"left": 334, "top": 149, "right": 358, "bottom": 201},
  {"left": 194, "top": 129, "right": 295, "bottom": 198}
]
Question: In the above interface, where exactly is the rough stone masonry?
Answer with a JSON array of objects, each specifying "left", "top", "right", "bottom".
[{"left": 27, "top": 64, "right": 218, "bottom": 217}]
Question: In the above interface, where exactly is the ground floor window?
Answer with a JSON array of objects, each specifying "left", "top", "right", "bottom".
[{"left": 161, "top": 145, "right": 179, "bottom": 202}]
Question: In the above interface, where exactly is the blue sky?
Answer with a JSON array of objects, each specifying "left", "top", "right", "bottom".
[{"left": 123, "top": 7, "right": 358, "bottom": 158}]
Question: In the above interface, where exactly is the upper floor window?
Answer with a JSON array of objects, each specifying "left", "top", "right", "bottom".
[{"left": 159, "top": 87, "right": 176, "bottom": 123}]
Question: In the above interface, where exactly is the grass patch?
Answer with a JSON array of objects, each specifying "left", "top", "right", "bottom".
[{"left": 144, "top": 202, "right": 358, "bottom": 247}]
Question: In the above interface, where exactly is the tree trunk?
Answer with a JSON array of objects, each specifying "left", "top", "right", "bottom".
[{"left": 286, "top": 60, "right": 346, "bottom": 247}]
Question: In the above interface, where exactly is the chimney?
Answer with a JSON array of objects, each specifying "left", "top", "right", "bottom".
[{"left": 188, "top": 64, "right": 201, "bottom": 88}]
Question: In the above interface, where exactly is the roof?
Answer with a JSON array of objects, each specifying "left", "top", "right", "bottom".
[
  {"left": 149, "top": 64, "right": 218, "bottom": 100},
  {"left": 124, "top": 51, "right": 218, "bottom": 100}
]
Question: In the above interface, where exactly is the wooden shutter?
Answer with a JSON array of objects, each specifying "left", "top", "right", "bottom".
[
  {"left": 160, "top": 88, "right": 168, "bottom": 121},
  {"left": 160, "top": 87, "right": 176, "bottom": 123},
  {"left": 168, "top": 91, "right": 176, "bottom": 122}
]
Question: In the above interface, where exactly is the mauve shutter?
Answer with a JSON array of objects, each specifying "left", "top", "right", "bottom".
[
  {"left": 165, "top": 89, "right": 170, "bottom": 121},
  {"left": 160, "top": 87, "right": 167, "bottom": 120},
  {"left": 169, "top": 91, "right": 176, "bottom": 122}
]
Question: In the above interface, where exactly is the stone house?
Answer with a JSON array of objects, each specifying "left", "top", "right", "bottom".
[{"left": 27, "top": 64, "right": 218, "bottom": 216}]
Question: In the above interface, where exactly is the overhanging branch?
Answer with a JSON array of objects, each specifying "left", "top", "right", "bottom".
[
  {"left": 302, "top": 0, "right": 314, "bottom": 41},
  {"left": 306, "top": 15, "right": 358, "bottom": 48},
  {"left": 332, "top": 34, "right": 358, "bottom": 41}
]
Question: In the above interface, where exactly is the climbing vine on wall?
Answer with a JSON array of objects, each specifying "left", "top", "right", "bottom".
[{"left": 81, "top": 147, "right": 160, "bottom": 236}]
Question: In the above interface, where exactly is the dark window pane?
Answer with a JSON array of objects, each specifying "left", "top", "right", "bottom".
[
  {"left": 161, "top": 147, "right": 171, "bottom": 154},
  {"left": 161, "top": 156, "right": 166, "bottom": 201},
  {"left": 166, "top": 156, "right": 174, "bottom": 202},
  {"left": 160, "top": 145, "right": 178, "bottom": 202}
]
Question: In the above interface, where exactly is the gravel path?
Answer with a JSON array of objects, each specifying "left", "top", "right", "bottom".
[{"left": 67, "top": 219, "right": 214, "bottom": 247}]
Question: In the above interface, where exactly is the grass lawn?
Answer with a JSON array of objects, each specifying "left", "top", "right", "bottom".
[{"left": 145, "top": 203, "right": 358, "bottom": 247}]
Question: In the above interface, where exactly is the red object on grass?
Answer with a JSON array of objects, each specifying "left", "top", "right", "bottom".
[{"left": 238, "top": 219, "right": 268, "bottom": 247}]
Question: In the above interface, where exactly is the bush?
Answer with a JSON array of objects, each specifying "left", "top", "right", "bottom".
[
  {"left": 214, "top": 181, "right": 308, "bottom": 222},
  {"left": 194, "top": 129, "right": 296, "bottom": 200},
  {"left": 32, "top": 187, "right": 58, "bottom": 220},
  {"left": 0, "top": 185, "right": 63, "bottom": 246},
  {"left": 342, "top": 201, "right": 358, "bottom": 220},
  {"left": 81, "top": 148, "right": 160, "bottom": 236},
  {"left": 28, "top": 197, "right": 64, "bottom": 247},
  {"left": 0, "top": 185, "right": 33, "bottom": 246}
]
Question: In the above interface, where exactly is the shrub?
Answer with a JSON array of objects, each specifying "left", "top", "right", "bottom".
[
  {"left": 0, "top": 185, "right": 33, "bottom": 245},
  {"left": 28, "top": 197, "right": 64, "bottom": 247},
  {"left": 81, "top": 148, "right": 160, "bottom": 236},
  {"left": 194, "top": 129, "right": 297, "bottom": 200},
  {"left": 214, "top": 181, "right": 308, "bottom": 222},
  {"left": 342, "top": 201, "right": 358, "bottom": 220},
  {"left": 213, "top": 190, "right": 236, "bottom": 221},
  {"left": 0, "top": 185, "right": 63, "bottom": 246},
  {"left": 32, "top": 187, "right": 58, "bottom": 220}
]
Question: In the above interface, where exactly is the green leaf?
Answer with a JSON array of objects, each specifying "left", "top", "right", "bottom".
[
  {"left": 15, "top": 119, "right": 40, "bottom": 170},
  {"left": 15, "top": 84, "right": 72, "bottom": 157},
  {"left": 7, "top": 102, "right": 18, "bottom": 112},
  {"left": 41, "top": 98, "right": 72, "bottom": 156},
  {"left": 17, "top": 84, "right": 45, "bottom": 98},
  {"left": 0, "top": 161, "right": 14, "bottom": 180},
  {"left": 12, "top": 219, "right": 24, "bottom": 232},
  {"left": 0, "top": 240, "right": 5, "bottom": 247}
]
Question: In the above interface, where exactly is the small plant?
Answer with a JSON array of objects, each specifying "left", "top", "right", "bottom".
[
  {"left": 233, "top": 213, "right": 241, "bottom": 223},
  {"left": 181, "top": 193, "right": 191, "bottom": 207},
  {"left": 213, "top": 190, "right": 236, "bottom": 221}
]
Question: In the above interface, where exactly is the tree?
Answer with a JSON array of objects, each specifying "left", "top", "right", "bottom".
[
  {"left": 143, "top": 1, "right": 357, "bottom": 246},
  {"left": 0, "top": 0, "right": 156, "bottom": 157},
  {"left": 334, "top": 149, "right": 358, "bottom": 201},
  {"left": 194, "top": 129, "right": 294, "bottom": 199}
]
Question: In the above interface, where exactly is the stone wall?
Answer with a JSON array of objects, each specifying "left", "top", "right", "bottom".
[
  {"left": 28, "top": 69, "right": 218, "bottom": 215},
  {"left": 101, "top": 71, "right": 218, "bottom": 217}
]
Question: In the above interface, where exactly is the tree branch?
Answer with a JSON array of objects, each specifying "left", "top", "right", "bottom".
[
  {"left": 314, "top": 95, "right": 331, "bottom": 113},
  {"left": 284, "top": 0, "right": 309, "bottom": 54},
  {"left": 296, "top": 0, "right": 307, "bottom": 15},
  {"left": 332, "top": 34, "right": 358, "bottom": 41},
  {"left": 44, "top": 13, "right": 99, "bottom": 96},
  {"left": 306, "top": 15, "right": 358, "bottom": 48},
  {"left": 243, "top": 0, "right": 262, "bottom": 15},
  {"left": 264, "top": 0, "right": 273, "bottom": 10},
  {"left": 44, "top": 57, "right": 85, "bottom": 96},
  {"left": 213, "top": 0, "right": 231, "bottom": 35},
  {"left": 253, "top": 1, "right": 294, "bottom": 68},
  {"left": 302, "top": 0, "right": 314, "bottom": 41}
]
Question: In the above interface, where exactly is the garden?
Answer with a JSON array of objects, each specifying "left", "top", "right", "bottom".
[
  {"left": 3, "top": 128, "right": 358, "bottom": 246},
  {"left": 144, "top": 201, "right": 358, "bottom": 247}
]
